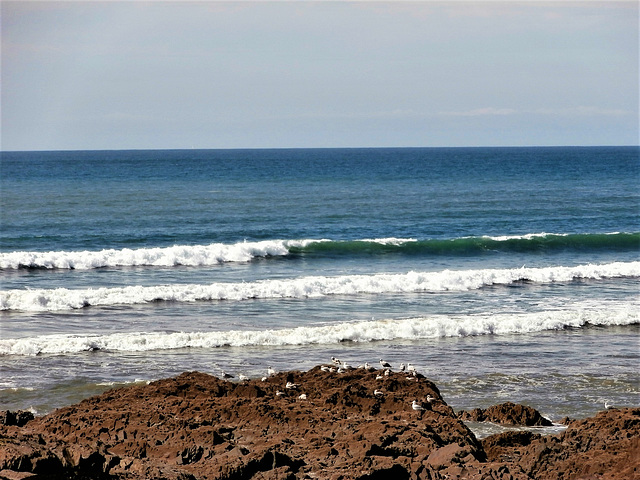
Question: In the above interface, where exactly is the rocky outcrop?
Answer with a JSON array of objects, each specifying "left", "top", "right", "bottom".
[
  {"left": 0, "top": 368, "right": 638, "bottom": 479},
  {"left": 457, "top": 402, "right": 553, "bottom": 427},
  {"left": 0, "top": 412, "right": 34, "bottom": 428}
]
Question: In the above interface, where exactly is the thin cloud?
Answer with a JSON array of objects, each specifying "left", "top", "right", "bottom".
[{"left": 439, "top": 108, "right": 518, "bottom": 117}]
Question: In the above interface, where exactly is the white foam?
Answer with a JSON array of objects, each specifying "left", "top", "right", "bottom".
[
  {"left": 484, "top": 232, "right": 568, "bottom": 241},
  {"left": 1, "top": 302, "right": 636, "bottom": 356},
  {"left": 1, "top": 261, "right": 638, "bottom": 312},
  {"left": 361, "top": 237, "right": 418, "bottom": 245},
  {"left": 0, "top": 239, "right": 322, "bottom": 270}
]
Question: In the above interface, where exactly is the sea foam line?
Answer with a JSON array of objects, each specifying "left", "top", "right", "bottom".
[
  {"left": 0, "top": 240, "right": 319, "bottom": 270},
  {"left": 1, "top": 261, "right": 638, "bottom": 312},
  {"left": 1, "top": 304, "right": 637, "bottom": 356}
]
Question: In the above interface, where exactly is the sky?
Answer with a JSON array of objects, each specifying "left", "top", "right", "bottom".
[{"left": 1, "top": 1, "right": 638, "bottom": 151}]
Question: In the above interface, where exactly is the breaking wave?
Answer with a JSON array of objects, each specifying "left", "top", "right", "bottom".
[
  {"left": 1, "top": 232, "right": 637, "bottom": 270},
  {"left": 1, "top": 304, "right": 637, "bottom": 356},
  {"left": 1, "top": 261, "right": 638, "bottom": 312}
]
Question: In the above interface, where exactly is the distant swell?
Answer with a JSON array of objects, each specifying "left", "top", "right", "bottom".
[
  {"left": 1, "top": 261, "right": 638, "bottom": 312},
  {"left": 1, "top": 233, "right": 637, "bottom": 270},
  {"left": 1, "top": 304, "right": 637, "bottom": 356}
]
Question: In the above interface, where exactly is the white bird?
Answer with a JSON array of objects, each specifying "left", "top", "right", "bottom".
[
  {"left": 321, "top": 366, "right": 331, "bottom": 372},
  {"left": 341, "top": 362, "right": 354, "bottom": 371},
  {"left": 412, "top": 400, "right": 426, "bottom": 411},
  {"left": 329, "top": 367, "right": 336, "bottom": 373},
  {"left": 261, "top": 376, "right": 268, "bottom": 382},
  {"left": 374, "top": 389, "right": 384, "bottom": 397},
  {"left": 337, "top": 367, "right": 345, "bottom": 374},
  {"left": 221, "top": 371, "right": 234, "bottom": 379},
  {"left": 275, "top": 390, "right": 285, "bottom": 396},
  {"left": 407, "top": 363, "right": 416, "bottom": 373},
  {"left": 399, "top": 363, "right": 406, "bottom": 372},
  {"left": 605, "top": 401, "right": 614, "bottom": 409},
  {"left": 364, "top": 362, "right": 375, "bottom": 371},
  {"left": 375, "top": 375, "right": 383, "bottom": 380},
  {"left": 384, "top": 369, "right": 390, "bottom": 376},
  {"left": 267, "top": 366, "right": 276, "bottom": 377},
  {"left": 426, "top": 395, "right": 435, "bottom": 403},
  {"left": 239, "top": 374, "right": 249, "bottom": 382},
  {"left": 331, "top": 357, "right": 341, "bottom": 365},
  {"left": 379, "top": 359, "right": 392, "bottom": 369},
  {"left": 285, "top": 382, "right": 299, "bottom": 390},
  {"left": 298, "top": 393, "right": 307, "bottom": 400}
]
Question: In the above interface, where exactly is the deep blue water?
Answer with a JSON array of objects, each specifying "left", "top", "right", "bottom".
[{"left": 1, "top": 146, "right": 638, "bottom": 430}]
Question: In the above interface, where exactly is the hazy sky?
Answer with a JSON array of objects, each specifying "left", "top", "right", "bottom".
[{"left": 2, "top": 1, "right": 638, "bottom": 151}]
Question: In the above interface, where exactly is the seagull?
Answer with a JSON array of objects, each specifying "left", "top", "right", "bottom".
[
  {"left": 238, "top": 374, "right": 249, "bottom": 382},
  {"left": 221, "top": 371, "right": 234, "bottom": 379},
  {"left": 261, "top": 376, "right": 268, "bottom": 382},
  {"left": 605, "top": 401, "right": 614, "bottom": 409},
  {"left": 321, "top": 366, "right": 331, "bottom": 372},
  {"left": 399, "top": 363, "right": 406, "bottom": 372},
  {"left": 407, "top": 363, "right": 416, "bottom": 373},
  {"left": 379, "top": 359, "right": 392, "bottom": 369},
  {"left": 412, "top": 400, "right": 426, "bottom": 411},
  {"left": 341, "top": 362, "right": 354, "bottom": 371},
  {"left": 374, "top": 389, "right": 384, "bottom": 397},
  {"left": 298, "top": 393, "right": 307, "bottom": 400},
  {"left": 275, "top": 390, "right": 285, "bottom": 397},
  {"left": 384, "top": 369, "right": 390, "bottom": 376},
  {"left": 267, "top": 366, "right": 276, "bottom": 377},
  {"left": 426, "top": 395, "right": 435, "bottom": 403},
  {"left": 364, "top": 362, "right": 375, "bottom": 371},
  {"left": 285, "top": 382, "right": 299, "bottom": 390},
  {"left": 375, "top": 375, "right": 383, "bottom": 380},
  {"left": 331, "top": 357, "right": 341, "bottom": 365}
]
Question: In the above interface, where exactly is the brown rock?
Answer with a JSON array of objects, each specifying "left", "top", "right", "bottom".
[
  {"left": 0, "top": 412, "right": 33, "bottom": 428},
  {"left": 458, "top": 402, "right": 553, "bottom": 427},
  {"left": 0, "top": 368, "right": 638, "bottom": 479}
]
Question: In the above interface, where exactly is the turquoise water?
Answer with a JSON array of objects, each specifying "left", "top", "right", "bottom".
[{"left": 1, "top": 146, "right": 638, "bottom": 426}]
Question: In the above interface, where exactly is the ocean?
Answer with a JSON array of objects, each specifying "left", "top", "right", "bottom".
[{"left": 1, "top": 146, "right": 638, "bottom": 435}]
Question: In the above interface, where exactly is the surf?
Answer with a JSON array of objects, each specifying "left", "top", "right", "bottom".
[
  {"left": 1, "top": 303, "right": 637, "bottom": 356},
  {"left": 1, "top": 232, "right": 637, "bottom": 270},
  {"left": 1, "top": 261, "right": 638, "bottom": 312}
]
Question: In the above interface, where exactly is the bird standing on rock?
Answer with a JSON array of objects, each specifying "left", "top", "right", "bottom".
[
  {"left": 380, "top": 359, "right": 392, "bottom": 369},
  {"left": 412, "top": 400, "right": 426, "bottom": 411}
]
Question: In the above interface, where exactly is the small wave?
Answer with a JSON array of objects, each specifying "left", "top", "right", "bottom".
[
  {"left": 1, "top": 261, "right": 638, "bottom": 312},
  {"left": 2, "top": 233, "right": 637, "bottom": 270},
  {"left": 1, "top": 305, "right": 637, "bottom": 356}
]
